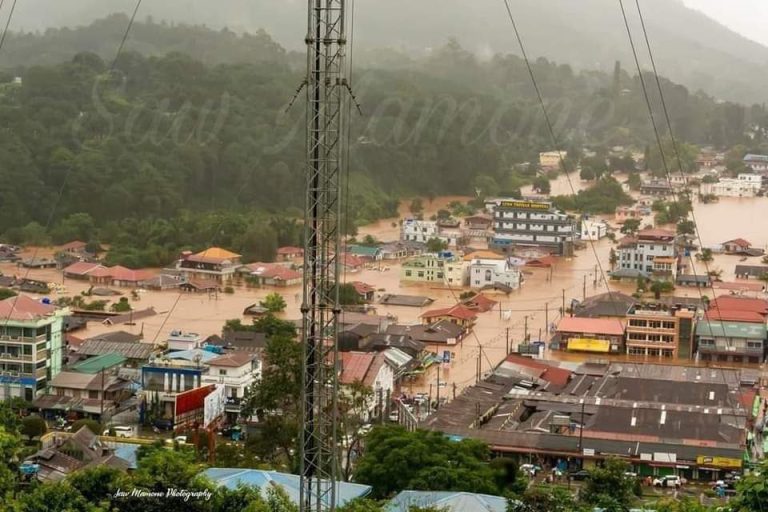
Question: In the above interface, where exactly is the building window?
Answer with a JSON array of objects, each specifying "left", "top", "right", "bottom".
[
  {"left": 485, "top": 270, "right": 492, "bottom": 282},
  {"left": 417, "top": 271, "right": 424, "bottom": 278},
  {"left": 219, "top": 369, "right": 227, "bottom": 375},
  {"left": 405, "top": 270, "right": 412, "bottom": 277}
]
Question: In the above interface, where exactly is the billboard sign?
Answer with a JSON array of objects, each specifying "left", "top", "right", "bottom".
[
  {"left": 204, "top": 384, "right": 226, "bottom": 427},
  {"left": 174, "top": 384, "right": 215, "bottom": 417},
  {"left": 499, "top": 200, "right": 550, "bottom": 211}
]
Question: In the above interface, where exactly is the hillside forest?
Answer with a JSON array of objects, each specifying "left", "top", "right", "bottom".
[{"left": 1, "top": 15, "right": 768, "bottom": 267}]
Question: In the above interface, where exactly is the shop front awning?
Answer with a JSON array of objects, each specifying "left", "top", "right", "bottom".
[{"left": 567, "top": 338, "right": 610, "bottom": 353}]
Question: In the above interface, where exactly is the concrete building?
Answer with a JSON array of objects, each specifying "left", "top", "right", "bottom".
[
  {"left": 703, "top": 174, "right": 762, "bottom": 197},
  {"left": 467, "top": 258, "right": 522, "bottom": 291},
  {"left": 539, "top": 150, "right": 567, "bottom": 170},
  {"left": 201, "top": 351, "right": 260, "bottom": 419},
  {"left": 695, "top": 320, "right": 767, "bottom": 364},
  {"left": 614, "top": 228, "right": 678, "bottom": 280},
  {"left": 580, "top": 219, "right": 608, "bottom": 241},
  {"left": 401, "top": 219, "right": 438, "bottom": 244},
  {"left": 0, "top": 295, "right": 68, "bottom": 401},
  {"left": 400, "top": 252, "right": 461, "bottom": 285},
  {"left": 555, "top": 317, "right": 625, "bottom": 354},
  {"left": 744, "top": 154, "right": 768, "bottom": 173},
  {"left": 423, "top": 363, "right": 749, "bottom": 482},
  {"left": 176, "top": 247, "right": 242, "bottom": 283},
  {"left": 625, "top": 303, "right": 696, "bottom": 359},
  {"left": 488, "top": 198, "right": 575, "bottom": 256}
]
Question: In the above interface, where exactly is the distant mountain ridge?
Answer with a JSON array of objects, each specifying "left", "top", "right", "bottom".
[{"left": 7, "top": 0, "right": 768, "bottom": 103}]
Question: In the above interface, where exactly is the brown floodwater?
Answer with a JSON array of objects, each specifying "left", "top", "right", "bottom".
[{"left": 2, "top": 190, "right": 766, "bottom": 399}]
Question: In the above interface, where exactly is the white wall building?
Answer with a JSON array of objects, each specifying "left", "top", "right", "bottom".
[
  {"left": 580, "top": 219, "right": 608, "bottom": 241},
  {"left": 201, "top": 352, "right": 260, "bottom": 400},
  {"left": 468, "top": 258, "right": 522, "bottom": 290},
  {"left": 704, "top": 174, "right": 762, "bottom": 197},
  {"left": 167, "top": 330, "right": 202, "bottom": 352},
  {"left": 615, "top": 229, "right": 678, "bottom": 279},
  {"left": 401, "top": 219, "right": 438, "bottom": 243}
]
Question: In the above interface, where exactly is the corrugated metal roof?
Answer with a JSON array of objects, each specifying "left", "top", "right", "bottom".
[
  {"left": 203, "top": 469, "right": 370, "bottom": 506},
  {"left": 695, "top": 320, "right": 767, "bottom": 339},
  {"left": 387, "top": 491, "right": 507, "bottom": 512},
  {"left": 557, "top": 317, "right": 625, "bottom": 336},
  {"left": 70, "top": 353, "right": 127, "bottom": 374}
]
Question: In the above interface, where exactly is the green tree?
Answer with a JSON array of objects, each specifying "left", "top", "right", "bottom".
[
  {"left": 68, "top": 465, "right": 128, "bottom": 506},
  {"left": 110, "top": 297, "right": 132, "bottom": 312},
  {"left": 579, "top": 167, "right": 596, "bottom": 181},
  {"left": 15, "top": 480, "right": 92, "bottom": 512},
  {"left": 626, "top": 173, "right": 641, "bottom": 190},
  {"left": 409, "top": 198, "right": 424, "bottom": 216},
  {"left": 426, "top": 238, "right": 448, "bottom": 253},
  {"left": 620, "top": 218, "right": 641, "bottom": 235},
  {"left": 354, "top": 426, "right": 502, "bottom": 499},
  {"left": 508, "top": 485, "right": 583, "bottom": 512},
  {"left": 698, "top": 248, "right": 714, "bottom": 262},
  {"left": 532, "top": 176, "right": 551, "bottom": 195},
  {"left": 0, "top": 288, "right": 16, "bottom": 300},
  {"left": 20, "top": 415, "right": 47, "bottom": 441},
  {"left": 730, "top": 459, "right": 768, "bottom": 511},
  {"left": 338, "top": 283, "right": 363, "bottom": 306},
  {"left": 578, "top": 457, "right": 637, "bottom": 511},
  {"left": 260, "top": 292, "right": 287, "bottom": 313},
  {"left": 677, "top": 219, "right": 696, "bottom": 235}
]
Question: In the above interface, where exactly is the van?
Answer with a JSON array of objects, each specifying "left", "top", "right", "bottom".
[{"left": 103, "top": 426, "right": 133, "bottom": 438}]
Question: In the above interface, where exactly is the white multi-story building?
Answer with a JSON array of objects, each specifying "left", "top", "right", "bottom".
[
  {"left": 401, "top": 219, "right": 438, "bottom": 243},
  {"left": 614, "top": 228, "right": 678, "bottom": 279},
  {"left": 488, "top": 198, "right": 575, "bottom": 256},
  {"left": 703, "top": 173, "right": 762, "bottom": 197},
  {"left": 468, "top": 258, "right": 522, "bottom": 290},
  {"left": 201, "top": 351, "right": 260, "bottom": 401},
  {"left": 539, "top": 151, "right": 567, "bottom": 169},
  {"left": 580, "top": 219, "right": 608, "bottom": 241},
  {"left": 744, "top": 154, "right": 768, "bottom": 173}
]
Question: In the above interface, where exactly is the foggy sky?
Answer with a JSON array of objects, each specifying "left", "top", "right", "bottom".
[{"left": 683, "top": 0, "right": 768, "bottom": 46}]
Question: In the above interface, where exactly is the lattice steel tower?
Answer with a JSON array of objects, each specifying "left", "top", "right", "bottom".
[{"left": 300, "top": 1, "right": 349, "bottom": 510}]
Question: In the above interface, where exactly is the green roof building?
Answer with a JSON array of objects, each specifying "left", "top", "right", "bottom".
[
  {"left": 70, "top": 353, "right": 127, "bottom": 374},
  {"left": 695, "top": 320, "right": 767, "bottom": 364}
]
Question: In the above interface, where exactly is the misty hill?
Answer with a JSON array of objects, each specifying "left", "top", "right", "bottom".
[{"left": 9, "top": 0, "right": 768, "bottom": 104}]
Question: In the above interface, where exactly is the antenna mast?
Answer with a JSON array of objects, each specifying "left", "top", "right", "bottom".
[{"left": 300, "top": 0, "right": 348, "bottom": 510}]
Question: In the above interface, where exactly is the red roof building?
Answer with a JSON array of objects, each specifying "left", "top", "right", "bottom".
[
  {"left": 0, "top": 295, "right": 56, "bottom": 321},
  {"left": 339, "top": 351, "right": 390, "bottom": 389},
  {"left": 421, "top": 304, "right": 478, "bottom": 330},
  {"left": 705, "top": 309, "right": 766, "bottom": 324},
  {"left": 556, "top": 317, "right": 625, "bottom": 336},
  {"left": 60, "top": 240, "right": 88, "bottom": 253},
  {"left": 461, "top": 293, "right": 497, "bottom": 313},
  {"left": 502, "top": 354, "right": 572, "bottom": 389},
  {"left": 709, "top": 296, "right": 768, "bottom": 316},
  {"left": 63, "top": 262, "right": 104, "bottom": 279}
]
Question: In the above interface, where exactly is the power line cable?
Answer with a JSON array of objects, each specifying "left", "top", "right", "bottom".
[
  {"left": 628, "top": 0, "right": 729, "bottom": 339},
  {"left": 500, "top": 0, "right": 627, "bottom": 326},
  {"left": 617, "top": 0, "right": 727, "bottom": 341},
  {"left": 0, "top": 0, "right": 16, "bottom": 55}
]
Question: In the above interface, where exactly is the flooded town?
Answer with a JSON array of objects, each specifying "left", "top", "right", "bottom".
[{"left": 2, "top": 2, "right": 768, "bottom": 511}]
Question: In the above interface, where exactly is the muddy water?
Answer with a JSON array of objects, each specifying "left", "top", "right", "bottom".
[{"left": 3, "top": 192, "right": 766, "bottom": 400}]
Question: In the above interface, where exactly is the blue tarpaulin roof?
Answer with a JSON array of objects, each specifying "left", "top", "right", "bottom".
[{"left": 202, "top": 469, "right": 371, "bottom": 507}]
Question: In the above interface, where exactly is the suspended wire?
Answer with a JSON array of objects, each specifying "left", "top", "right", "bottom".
[
  {"left": 0, "top": 0, "right": 16, "bottom": 55},
  {"left": 341, "top": 0, "right": 355, "bottom": 292},
  {"left": 617, "top": 0, "right": 727, "bottom": 340},
  {"left": 625, "top": 0, "right": 757, "bottom": 476},
  {"left": 500, "top": 0, "right": 627, "bottom": 324},
  {"left": 628, "top": 0, "right": 728, "bottom": 338},
  {"left": 110, "top": 0, "right": 143, "bottom": 73}
]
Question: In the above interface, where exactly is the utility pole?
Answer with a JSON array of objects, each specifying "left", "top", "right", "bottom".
[
  {"left": 299, "top": 1, "right": 351, "bottom": 510},
  {"left": 436, "top": 364, "right": 441, "bottom": 410},
  {"left": 524, "top": 316, "right": 529, "bottom": 342},
  {"left": 545, "top": 303, "right": 549, "bottom": 332},
  {"left": 582, "top": 274, "right": 586, "bottom": 301},
  {"left": 505, "top": 327, "right": 510, "bottom": 355},
  {"left": 593, "top": 264, "right": 598, "bottom": 287},
  {"left": 578, "top": 398, "right": 586, "bottom": 457},
  {"left": 561, "top": 289, "right": 566, "bottom": 317}
]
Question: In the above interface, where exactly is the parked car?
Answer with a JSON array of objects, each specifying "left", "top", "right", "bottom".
[
  {"left": 103, "top": 426, "right": 133, "bottom": 438},
  {"left": 653, "top": 475, "right": 685, "bottom": 488},
  {"left": 569, "top": 470, "right": 591, "bottom": 481},
  {"left": 153, "top": 418, "right": 174, "bottom": 431}
]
